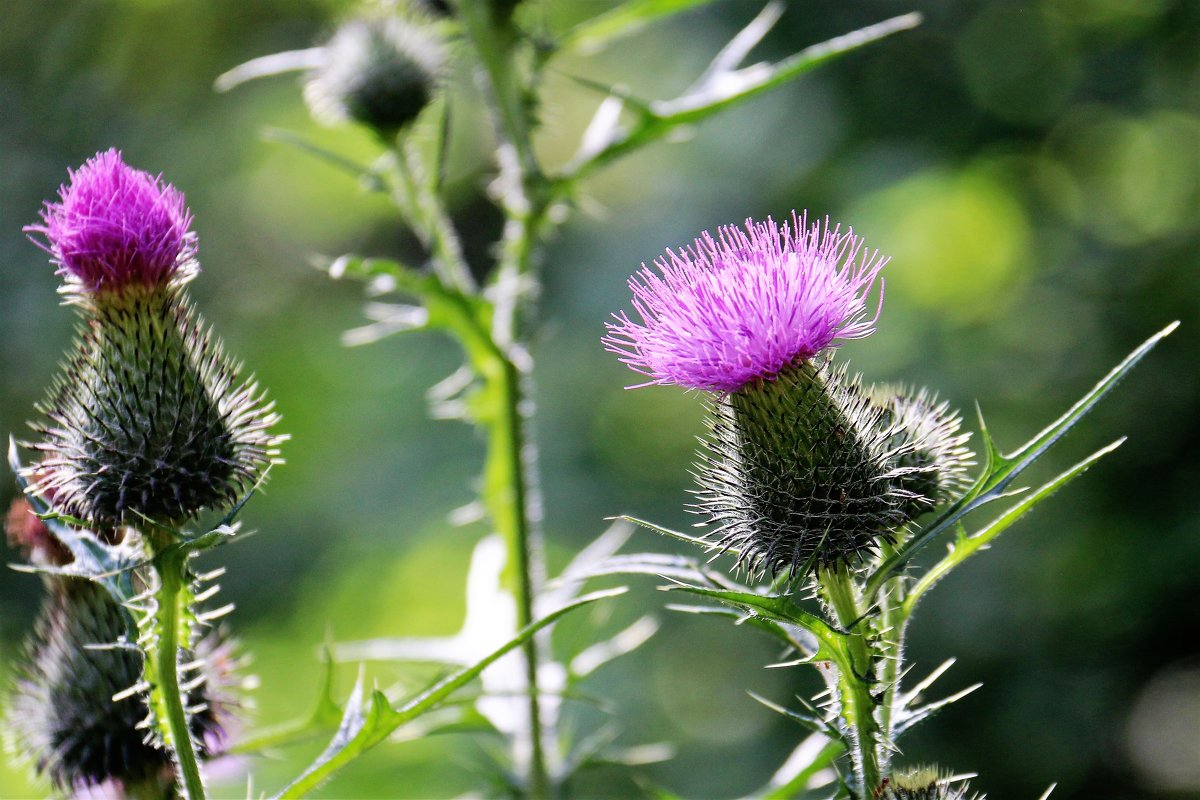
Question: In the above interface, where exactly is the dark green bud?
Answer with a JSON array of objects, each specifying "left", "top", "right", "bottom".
[
  {"left": 870, "top": 385, "right": 974, "bottom": 520},
  {"left": 5, "top": 577, "right": 237, "bottom": 796},
  {"left": 27, "top": 284, "right": 281, "bottom": 531},
  {"left": 694, "top": 358, "right": 919, "bottom": 578},
  {"left": 305, "top": 17, "right": 445, "bottom": 137}
]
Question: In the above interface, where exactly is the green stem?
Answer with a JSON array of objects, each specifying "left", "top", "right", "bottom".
[
  {"left": 454, "top": 10, "right": 555, "bottom": 796},
  {"left": 822, "top": 567, "right": 881, "bottom": 797},
  {"left": 874, "top": 577, "right": 905, "bottom": 773},
  {"left": 390, "top": 143, "right": 474, "bottom": 294},
  {"left": 482, "top": 350, "right": 550, "bottom": 799},
  {"left": 149, "top": 546, "right": 206, "bottom": 800}
]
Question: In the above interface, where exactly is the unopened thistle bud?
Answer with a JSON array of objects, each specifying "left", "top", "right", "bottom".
[
  {"left": 606, "top": 214, "right": 915, "bottom": 576},
  {"left": 23, "top": 150, "right": 282, "bottom": 531},
  {"left": 304, "top": 16, "right": 445, "bottom": 137},
  {"left": 5, "top": 574, "right": 239, "bottom": 796},
  {"left": 876, "top": 766, "right": 983, "bottom": 800},
  {"left": 870, "top": 386, "right": 974, "bottom": 519}
]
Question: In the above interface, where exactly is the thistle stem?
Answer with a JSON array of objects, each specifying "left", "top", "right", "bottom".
[
  {"left": 822, "top": 567, "right": 881, "bottom": 797},
  {"left": 487, "top": 353, "right": 550, "bottom": 799},
  {"left": 149, "top": 545, "right": 206, "bottom": 800},
  {"left": 389, "top": 142, "right": 474, "bottom": 294},
  {"left": 453, "top": 9, "right": 556, "bottom": 796},
  {"left": 874, "top": 582, "right": 905, "bottom": 774}
]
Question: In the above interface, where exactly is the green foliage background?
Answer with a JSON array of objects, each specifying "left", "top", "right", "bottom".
[{"left": 1, "top": 1, "right": 1197, "bottom": 797}]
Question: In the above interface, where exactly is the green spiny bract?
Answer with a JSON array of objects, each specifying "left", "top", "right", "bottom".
[
  {"left": 870, "top": 385, "right": 974, "bottom": 519},
  {"left": 27, "top": 283, "right": 281, "bottom": 531},
  {"left": 5, "top": 576, "right": 234, "bottom": 796},
  {"left": 876, "top": 766, "right": 984, "bottom": 800},
  {"left": 694, "top": 358, "right": 921, "bottom": 578}
]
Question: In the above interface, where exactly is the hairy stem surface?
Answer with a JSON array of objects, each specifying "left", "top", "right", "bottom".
[
  {"left": 148, "top": 545, "right": 206, "bottom": 800},
  {"left": 822, "top": 567, "right": 881, "bottom": 796}
]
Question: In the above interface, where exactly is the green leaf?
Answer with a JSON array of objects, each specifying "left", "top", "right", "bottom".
[
  {"left": 275, "top": 588, "right": 627, "bottom": 798},
  {"left": 749, "top": 693, "right": 841, "bottom": 740},
  {"left": 327, "top": 255, "right": 497, "bottom": 369},
  {"left": 757, "top": 734, "right": 844, "bottom": 800},
  {"left": 214, "top": 47, "right": 324, "bottom": 92},
  {"left": 663, "top": 585, "right": 845, "bottom": 665},
  {"left": 899, "top": 438, "right": 1125, "bottom": 617},
  {"left": 893, "top": 681, "right": 981, "bottom": 738},
  {"left": 260, "top": 128, "right": 388, "bottom": 192},
  {"left": 228, "top": 647, "right": 344, "bottom": 755},
  {"left": 616, "top": 514, "right": 717, "bottom": 550},
  {"left": 667, "top": 603, "right": 818, "bottom": 656},
  {"left": 561, "top": 0, "right": 722, "bottom": 53},
  {"left": 865, "top": 322, "right": 1177, "bottom": 600},
  {"left": 561, "top": 12, "right": 921, "bottom": 183}
]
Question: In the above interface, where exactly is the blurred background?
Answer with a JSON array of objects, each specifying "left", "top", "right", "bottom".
[{"left": 1, "top": 1, "right": 1198, "bottom": 797}]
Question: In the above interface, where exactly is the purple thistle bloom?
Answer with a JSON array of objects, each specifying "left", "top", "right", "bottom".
[
  {"left": 25, "top": 149, "right": 197, "bottom": 292},
  {"left": 604, "top": 213, "right": 887, "bottom": 392}
]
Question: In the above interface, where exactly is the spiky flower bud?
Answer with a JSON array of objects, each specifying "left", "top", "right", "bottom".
[
  {"left": 23, "top": 151, "right": 282, "bottom": 531},
  {"left": 876, "top": 766, "right": 984, "bottom": 800},
  {"left": 5, "top": 576, "right": 238, "bottom": 796},
  {"left": 870, "top": 386, "right": 974, "bottom": 519},
  {"left": 26, "top": 149, "right": 196, "bottom": 294},
  {"left": 304, "top": 16, "right": 445, "bottom": 137},
  {"left": 696, "top": 359, "right": 918, "bottom": 576}
]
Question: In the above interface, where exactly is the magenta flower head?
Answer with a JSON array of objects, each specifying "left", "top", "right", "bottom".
[
  {"left": 25, "top": 149, "right": 197, "bottom": 294},
  {"left": 604, "top": 212, "right": 886, "bottom": 392}
]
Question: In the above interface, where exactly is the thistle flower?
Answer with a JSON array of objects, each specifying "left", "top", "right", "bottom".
[
  {"left": 304, "top": 16, "right": 445, "bottom": 137},
  {"left": 24, "top": 151, "right": 283, "bottom": 531},
  {"left": 604, "top": 213, "right": 886, "bottom": 393},
  {"left": 5, "top": 577, "right": 240, "bottom": 796},
  {"left": 607, "top": 214, "right": 907, "bottom": 576},
  {"left": 26, "top": 149, "right": 197, "bottom": 294}
]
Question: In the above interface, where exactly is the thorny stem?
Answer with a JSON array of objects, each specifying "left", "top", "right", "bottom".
[
  {"left": 389, "top": 141, "right": 475, "bottom": 294},
  {"left": 441, "top": 6, "right": 554, "bottom": 796},
  {"left": 873, "top": 543, "right": 905, "bottom": 773},
  {"left": 875, "top": 586, "right": 904, "bottom": 775},
  {"left": 487, "top": 352, "right": 550, "bottom": 799},
  {"left": 822, "top": 567, "right": 881, "bottom": 797},
  {"left": 148, "top": 545, "right": 206, "bottom": 800}
]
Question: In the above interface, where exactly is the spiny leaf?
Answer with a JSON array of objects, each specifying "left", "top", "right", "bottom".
[
  {"left": 260, "top": 128, "right": 387, "bottom": 191},
  {"left": 561, "top": 12, "right": 921, "bottom": 183},
  {"left": 749, "top": 692, "right": 841, "bottom": 739},
  {"left": 866, "top": 322, "right": 1177, "bottom": 599},
  {"left": 214, "top": 48, "right": 325, "bottom": 92},
  {"left": 667, "top": 603, "right": 818, "bottom": 656},
  {"left": 893, "top": 682, "right": 982, "bottom": 738},
  {"left": 757, "top": 733, "right": 844, "bottom": 800},
  {"left": 663, "top": 584, "right": 845, "bottom": 665},
  {"left": 326, "top": 255, "right": 496, "bottom": 369},
  {"left": 616, "top": 515, "right": 717, "bottom": 549},
  {"left": 275, "top": 588, "right": 627, "bottom": 798},
  {"left": 560, "top": 0, "right": 723, "bottom": 54},
  {"left": 228, "top": 647, "right": 343, "bottom": 755},
  {"left": 899, "top": 438, "right": 1125, "bottom": 617}
]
